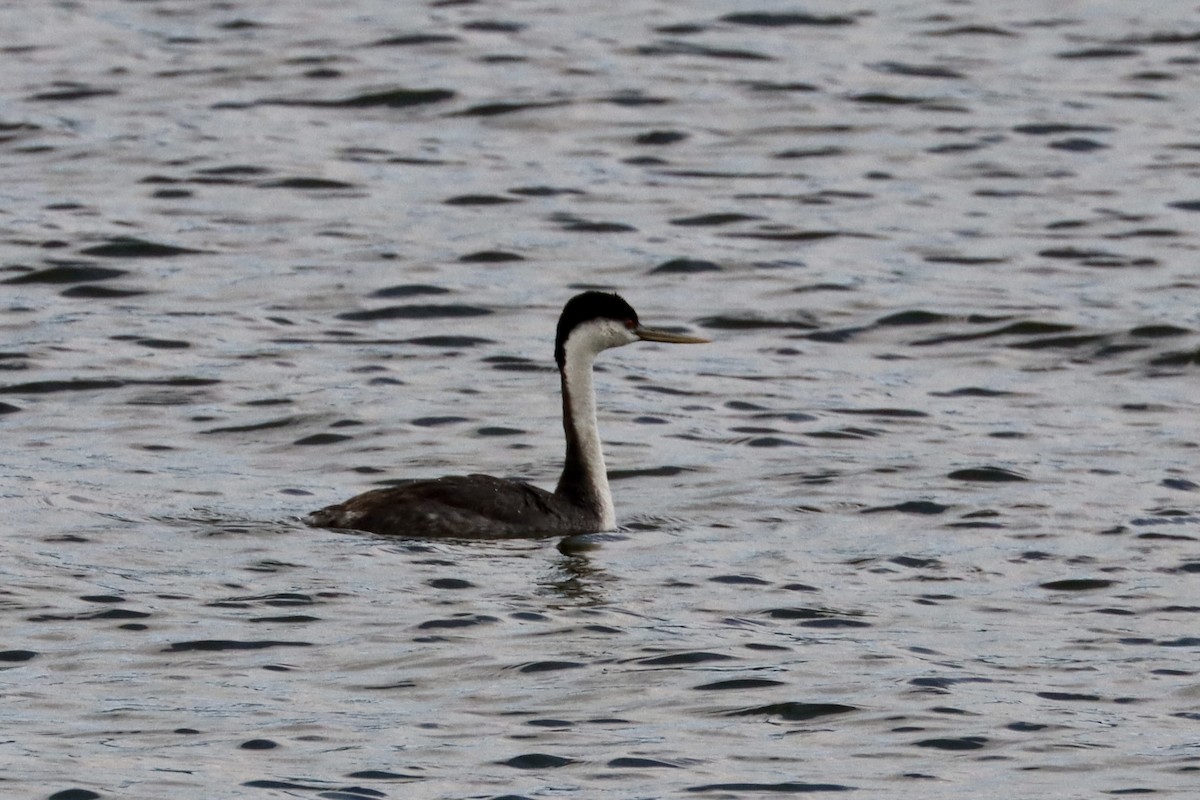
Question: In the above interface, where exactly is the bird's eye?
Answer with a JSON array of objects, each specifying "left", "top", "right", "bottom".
[{"left": 624, "top": 318, "right": 637, "bottom": 330}]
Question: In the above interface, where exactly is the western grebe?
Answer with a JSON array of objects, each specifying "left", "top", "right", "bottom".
[{"left": 306, "top": 291, "right": 708, "bottom": 537}]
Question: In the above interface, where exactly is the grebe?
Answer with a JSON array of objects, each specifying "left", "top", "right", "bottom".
[{"left": 306, "top": 291, "right": 708, "bottom": 537}]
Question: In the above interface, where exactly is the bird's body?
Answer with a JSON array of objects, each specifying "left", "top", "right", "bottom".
[
  {"left": 306, "top": 291, "right": 707, "bottom": 538},
  {"left": 306, "top": 474, "right": 593, "bottom": 538}
]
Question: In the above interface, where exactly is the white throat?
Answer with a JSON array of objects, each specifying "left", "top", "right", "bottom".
[{"left": 558, "top": 320, "right": 637, "bottom": 529}]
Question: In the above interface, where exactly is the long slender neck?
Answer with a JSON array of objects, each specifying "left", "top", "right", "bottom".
[{"left": 554, "top": 346, "right": 615, "bottom": 529}]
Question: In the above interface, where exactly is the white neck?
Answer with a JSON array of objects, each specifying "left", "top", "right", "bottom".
[{"left": 556, "top": 325, "right": 625, "bottom": 529}]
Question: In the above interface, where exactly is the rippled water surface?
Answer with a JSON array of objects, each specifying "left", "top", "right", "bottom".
[{"left": 3, "top": 1, "right": 1199, "bottom": 798}]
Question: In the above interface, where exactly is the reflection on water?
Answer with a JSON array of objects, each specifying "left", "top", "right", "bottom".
[
  {"left": 539, "top": 551, "right": 609, "bottom": 606},
  {"left": 2, "top": 0, "right": 1199, "bottom": 797}
]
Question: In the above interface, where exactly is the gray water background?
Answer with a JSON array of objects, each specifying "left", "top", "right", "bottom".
[{"left": 2, "top": 1, "right": 1199, "bottom": 798}]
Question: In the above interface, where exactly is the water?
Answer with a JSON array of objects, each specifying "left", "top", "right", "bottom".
[{"left": 3, "top": 1, "right": 1199, "bottom": 798}]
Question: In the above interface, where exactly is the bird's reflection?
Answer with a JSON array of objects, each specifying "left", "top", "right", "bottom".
[{"left": 535, "top": 532, "right": 626, "bottom": 605}]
